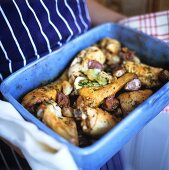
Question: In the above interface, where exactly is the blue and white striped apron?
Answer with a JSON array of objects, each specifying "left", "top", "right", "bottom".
[{"left": 0, "top": 0, "right": 91, "bottom": 81}]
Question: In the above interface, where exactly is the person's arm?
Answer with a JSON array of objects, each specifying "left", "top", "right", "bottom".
[{"left": 86, "top": 0, "right": 127, "bottom": 26}]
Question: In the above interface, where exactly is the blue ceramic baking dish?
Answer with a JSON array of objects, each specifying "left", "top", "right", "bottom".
[{"left": 1, "top": 23, "right": 169, "bottom": 170}]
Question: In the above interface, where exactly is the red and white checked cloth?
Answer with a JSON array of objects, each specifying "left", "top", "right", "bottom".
[
  {"left": 119, "top": 10, "right": 169, "bottom": 44},
  {"left": 119, "top": 10, "right": 169, "bottom": 113}
]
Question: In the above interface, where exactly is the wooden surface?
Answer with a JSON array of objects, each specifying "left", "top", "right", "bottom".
[
  {"left": 159, "top": 0, "right": 169, "bottom": 11},
  {"left": 97, "top": 0, "right": 169, "bottom": 16}
]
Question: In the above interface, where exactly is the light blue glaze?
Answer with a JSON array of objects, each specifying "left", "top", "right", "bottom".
[{"left": 1, "top": 23, "right": 169, "bottom": 170}]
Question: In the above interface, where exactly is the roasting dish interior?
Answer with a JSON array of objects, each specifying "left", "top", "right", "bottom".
[{"left": 21, "top": 37, "right": 169, "bottom": 147}]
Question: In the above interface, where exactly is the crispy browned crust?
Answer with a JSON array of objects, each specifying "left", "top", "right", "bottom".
[
  {"left": 123, "top": 61, "right": 163, "bottom": 88},
  {"left": 21, "top": 78, "right": 65, "bottom": 111},
  {"left": 22, "top": 87, "right": 56, "bottom": 108},
  {"left": 81, "top": 107, "right": 117, "bottom": 136},
  {"left": 79, "top": 73, "right": 136, "bottom": 107},
  {"left": 117, "top": 89, "right": 153, "bottom": 115},
  {"left": 41, "top": 102, "right": 79, "bottom": 145}
]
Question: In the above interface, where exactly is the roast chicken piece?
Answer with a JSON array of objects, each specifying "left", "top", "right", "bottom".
[
  {"left": 99, "top": 38, "right": 121, "bottom": 54},
  {"left": 68, "top": 46, "right": 116, "bottom": 93},
  {"left": 68, "top": 46, "right": 106, "bottom": 84},
  {"left": 76, "top": 73, "right": 136, "bottom": 136},
  {"left": 37, "top": 100, "right": 79, "bottom": 145},
  {"left": 80, "top": 107, "right": 117, "bottom": 136},
  {"left": 123, "top": 61, "right": 166, "bottom": 88},
  {"left": 117, "top": 89, "right": 153, "bottom": 115},
  {"left": 21, "top": 75, "right": 77, "bottom": 145},
  {"left": 78, "top": 73, "right": 136, "bottom": 108},
  {"left": 22, "top": 86, "right": 59, "bottom": 113},
  {"left": 22, "top": 79, "right": 72, "bottom": 113},
  {"left": 76, "top": 96, "right": 118, "bottom": 136},
  {"left": 98, "top": 38, "right": 121, "bottom": 65}
]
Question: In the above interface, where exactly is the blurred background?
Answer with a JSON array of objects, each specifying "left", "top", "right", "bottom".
[{"left": 96, "top": 0, "right": 169, "bottom": 16}]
